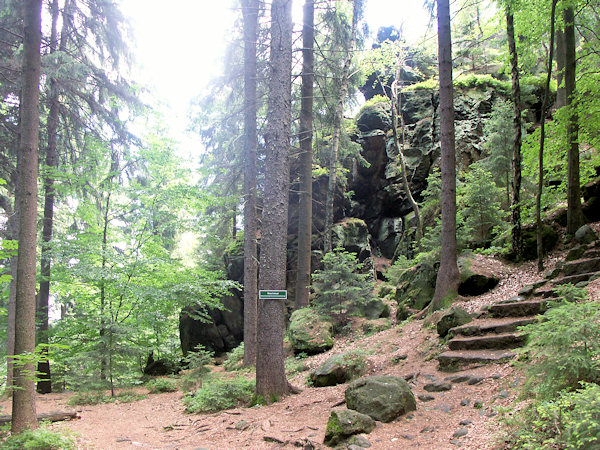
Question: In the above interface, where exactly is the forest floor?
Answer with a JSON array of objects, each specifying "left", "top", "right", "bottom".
[{"left": 2, "top": 244, "right": 598, "bottom": 450}]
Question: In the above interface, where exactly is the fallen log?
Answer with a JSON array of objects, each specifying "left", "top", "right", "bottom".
[{"left": 0, "top": 410, "right": 79, "bottom": 425}]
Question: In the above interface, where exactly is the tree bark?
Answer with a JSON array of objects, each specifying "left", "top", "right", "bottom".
[
  {"left": 256, "top": 0, "right": 292, "bottom": 399},
  {"left": 506, "top": 6, "right": 523, "bottom": 261},
  {"left": 555, "top": 28, "right": 566, "bottom": 108},
  {"left": 37, "top": 0, "right": 65, "bottom": 395},
  {"left": 391, "top": 53, "right": 422, "bottom": 245},
  {"left": 12, "top": 0, "right": 42, "bottom": 433},
  {"left": 323, "top": 0, "right": 361, "bottom": 254},
  {"left": 536, "top": 0, "right": 558, "bottom": 273},
  {"left": 241, "top": 0, "right": 259, "bottom": 367},
  {"left": 295, "top": 0, "right": 315, "bottom": 310},
  {"left": 430, "top": 0, "right": 460, "bottom": 312},
  {"left": 563, "top": 4, "right": 585, "bottom": 234}
]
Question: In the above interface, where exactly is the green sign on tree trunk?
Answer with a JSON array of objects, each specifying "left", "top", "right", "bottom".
[{"left": 259, "top": 290, "right": 287, "bottom": 300}]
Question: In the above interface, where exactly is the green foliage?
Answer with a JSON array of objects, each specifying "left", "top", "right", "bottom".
[
  {"left": 0, "top": 428, "right": 75, "bottom": 450},
  {"left": 453, "top": 74, "right": 510, "bottom": 93},
  {"left": 223, "top": 343, "right": 245, "bottom": 372},
  {"left": 384, "top": 255, "right": 413, "bottom": 285},
  {"left": 519, "top": 299, "right": 600, "bottom": 400},
  {"left": 459, "top": 164, "right": 505, "bottom": 248},
  {"left": 285, "top": 356, "right": 309, "bottom": 377},
  {"left": 553, "top": 284, "right": 588, "bottom": 304},
  {"left": 182, "top": 375, "right": 255, "bottom": 413},
  {"left": 180, "top": 345, "right": 214, "bottom": 392},
  {"left": 503, "top": 383, "right": 600, "bottom": 449},
  {"left": 311, "top": 249, "right": 374, "bottom": 325},
  {"left": 146, "top": 378, "right": 177, "bottom": 393},
  {"left": 67, "top": 389, "right": 147, "bottom": 406}
]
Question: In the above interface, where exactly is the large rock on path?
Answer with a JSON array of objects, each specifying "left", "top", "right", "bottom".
[
  {"left": 345, "top": 375, "right": 416, "bottom": 423},
  {"left": 324, "top": 408, "right": 376, "bottom": 447}
]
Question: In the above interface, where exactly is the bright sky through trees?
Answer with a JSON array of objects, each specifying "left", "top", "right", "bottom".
[{"left": 119, "top": 0, "right": 430, "bottom": 152}]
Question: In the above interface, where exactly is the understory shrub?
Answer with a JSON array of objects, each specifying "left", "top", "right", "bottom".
[
  {"left": 180, "top": 344, "right": 214, "bottom": 392},
  {"left": 223, "top": 343, "right": 245, "bottom": 372},
  {"left": 182, "top": 375, "right": 255, "bottom": 413},
  {"left": 518, "top": 299, "right": 600, "bottom": 400},
  {"left": 503, "top": 383, "right": 600, "bottom": 449},
  {"left": 0, "top": 428, "right": 75, "bottom": 449},
  {"left": 311, "top": 249, "right": 374, "bottom": 327},
  {"left": 146, "top": 377, "right": 177, "bottom": 393},
  {"left": 67, "top": 389, "right": 147, "bottom": 406}
]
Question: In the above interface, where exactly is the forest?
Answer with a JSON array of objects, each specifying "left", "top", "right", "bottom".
[{"left": 1, "top": 0, "right": 600, "bottom": 448}]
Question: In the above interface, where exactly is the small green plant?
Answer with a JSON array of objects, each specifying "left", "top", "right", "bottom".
[
  {"left": 182, "top": 375, "right": 255, "bottom": 413},
  {"left": 180, "top": 344, "right": 214, "bottom": 392},
  {"left": 553, "top": 283, "right": 588, "bottom": 303},
  {"left": 223, "top": 343, "right": 245, "bottom": 372},
  {"left": 146, "top": 378, "right": 177, "bottom": 393},
  {"left": 67, "top": 389, "right": 146, "bottom": 406},
  {"left": 311, "top": 249, "right": 375, "bottom": 327},
  {"left": 518, "top": 298, "right": 600, "bottom": 400},
  {"left": 502, "top": 383, "right": 600, "bottom": 449},
  {"left": 285, "top": 356, "right": 308, "bottom": 377},
  {"left": 0, "top": 428, "right": 76, "bottom": 450}
]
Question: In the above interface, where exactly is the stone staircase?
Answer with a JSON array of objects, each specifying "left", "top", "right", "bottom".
[{"left": 438, "top": 236, "right": 600, "bottom": 371}]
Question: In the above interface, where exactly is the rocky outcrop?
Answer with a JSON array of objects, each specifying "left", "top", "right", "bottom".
[
  {"left": 458, "top": 254, "right": 500, "bottom": 296},
  {"left": 394, "top": 262, "right": 437, "bottom": 312},
  {"left": 179, "top": 292, "right": 243, "bottom": 355}
]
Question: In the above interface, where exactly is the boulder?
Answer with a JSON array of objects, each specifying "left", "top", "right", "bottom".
[
  {"left": 458, "top": 254, "right": 500, "bottom": 296},
  {"left": 437, "top": 308, "right": 473, "bottom": 338},
  {"left": 394, "top": 262, "right": 437, "bottom": 310},
  {"left": 345, "top": 375, "right": 417, "bottom": 422},
  {"left": 288, "top": 308, "right": 334, "bottom": 355},
  {"left": 521, "top": 224, "right": 558, "bottom": 260},
  {"left": 310, "top": 351, "right": 366, "bottom": 387},
  {"left": 350, "top": 298, "right": 390, "bottom": 320},
  {"left": 356, "top": 102, "right": 392, "bottom": 133},
  {"left": 324, "top": 408, "right": 376, "bottom": 447},
  {"left": 331, "top": 218, "right": 374, "bottom": 264},
  {"left": 574, "top": 224, "right": 597, "bottom": 245}
]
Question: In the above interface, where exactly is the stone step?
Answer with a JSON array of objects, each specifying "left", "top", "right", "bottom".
[
  {"left": 449, "top": 317, "right": 537, "bottom": 337},
  {"left": 488, "top": 299, "right": 547, "bottom": 318},
  {"left": 552, "top": 272, "right": 598, "bottom": 286},
  {"left": 563, "top": 257, "right": 600, "bottom": 277},
  {"left": 583, "top": 249, "right": 600, "bottom": 259},
  {"left": 448, "top": 332, "right": 527, "bottom": 351},
  {"left": 438, "top": 349, "right": 516, "bottom": 371},
  {"left": 533, "top": 287, "right": 560, "bottom": 299}
]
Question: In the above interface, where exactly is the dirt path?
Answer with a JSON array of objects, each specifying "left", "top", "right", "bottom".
[{"left": 1, "top": 253, "right": 559, "bottom": 449}]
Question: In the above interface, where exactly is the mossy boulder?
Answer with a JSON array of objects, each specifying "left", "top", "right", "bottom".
[
  {"left": 324, "top": 408, "right": 376, "bottom": 447},
  {"left": 574, "top": 224, "right": 597, "bottom": 245},
  {"left": 345, "top": 375, "right": 416, "bottom": 422},
  {"left": 458, "top": 254, "right": 499, "bottom": 296},
  {"left": 436, "top": 308, "right": 473, "bottom": 338},
  {"left": 394, "top": 262, "right": 437, "bottom": 310},
  {"left": 288, "top": 308, "right": 334, "bottom": 355},
  {"left": 310, "top": 351, "right": 367, "bottom": 387},
  {"left": 356, "top": 101, "right": 392, "bottom": 133},
  {"left": 521, "top": 224, "right": 559, "bottom": 260}
]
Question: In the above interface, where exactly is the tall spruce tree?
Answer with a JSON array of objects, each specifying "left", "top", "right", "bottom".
[
  {"left": 11, "top": 0, "right": 42, "bottom": 432},
  {"left": 295, "top": 0, "right": 315, "bottom": 310},
  {"left": 256, "top": 0, "right": 293, "bottom": 398},
  {"left": 430, "top": 0, "right": 460, "bottom": 312}
]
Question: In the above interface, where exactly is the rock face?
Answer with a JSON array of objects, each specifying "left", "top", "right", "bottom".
[
  {"left": 345, "top": 375, "right": 417, "bottom": 422},
  {"left": 288, "top": 308, "right": 334, "bottom": 355},
  {"left": 179, "top": 292, "right": 243, "bottom": 355},
  {"left": 521, "top": 224, "right": 559, "bottom": 260},
  {"left": 310, "top": 351, "right": 366, "bottom": 387},
  {"left": 394, "top": 262, "right": 437, "bottom": 311},
  {"left": 324, "top": 408, "right": 376, "bottom": 447}
]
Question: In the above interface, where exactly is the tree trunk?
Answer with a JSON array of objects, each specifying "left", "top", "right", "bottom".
[
  {"left": 295, "top": 0, "right": 315, "bottom": 310},
  {"left": 563, "top": 5, "right": 584, "bottom": 234},
  {"left": 323, "top": 0, "right": 361, "bottom": 254},
  {"left": 536, "top": 0, "right": 558, "bottom": 273},
  {"left": 36, "top": 0, "right": 62, "bottom": 395},
  {"left": 430, "top": 0, "right": 460, "bottom": 312},
  {"left": 391, "top": 53, "right": 422, "bottom": 245},
  {"left": 241, "top": 0, "right": 259, "bottom": 367},
  {"left": 12, "top": 0, "right": 42, "bottom": 433},
  {"left": 555, "top": 28, "right": 566, "bottom": 108},
  {"left": 256, "top": 0, "right": 292, "bottom": 399},
  {"left": 506, "top": 6, "right": 523, "bottom": 261}
]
